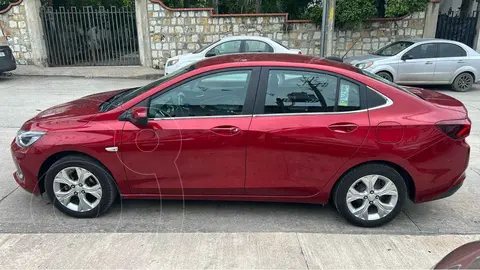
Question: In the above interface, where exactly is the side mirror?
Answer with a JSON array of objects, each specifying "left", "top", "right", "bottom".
[
  {"left": 401, "top": 54, "right": 413, "bottom": 61},
  {"left": 130, "top": 107, "right": 148, "bottom": 127},
  {"left": 205, "top": 51, "right": 216, "bottom": 57}
]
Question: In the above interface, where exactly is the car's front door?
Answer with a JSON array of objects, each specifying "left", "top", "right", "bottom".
[
  {"left": 121, "top": 68, "right": 260, "bottom": 195},
  {"left": 433, "top": 42, "right": 468, "bottom": 83},
  {"left": 245, "top": 68, "right": 370, "bottom": 196},
  {"left": 397, "top": 43, "right": 438, "bottom": 83}
]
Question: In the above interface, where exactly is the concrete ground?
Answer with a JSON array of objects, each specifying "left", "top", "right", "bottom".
[{"left": 0, "top": 76, "right": 480, "bottom": 268}]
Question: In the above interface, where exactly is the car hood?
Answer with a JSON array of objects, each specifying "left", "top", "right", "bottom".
[
  {"left": 344, "top": 54, "right": 388, "bottom": 65},
  {"left": 21, "top": 88, "right": 135, "bottom": 131}
]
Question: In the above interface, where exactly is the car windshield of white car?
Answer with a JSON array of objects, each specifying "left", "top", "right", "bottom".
[
  {"left": 193, "top": 39, "right": 220, "bottom": 54},
  {"left": 99, "top": 64, "right": 196, "bottom": 112},
  {"left": 372, "top": 41, "right": 415, "bottom": 56}
]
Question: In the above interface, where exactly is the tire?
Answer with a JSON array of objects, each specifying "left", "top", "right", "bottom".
[
  {"left": 333, "top": 163, "right": 407, "bottom": 227},
  {"left": 376, "top": 71, "right": 393, "bottom": 82},
  {"left": 44, "top": 155, "right": 117, "bottom": 218},
  {"left": 452, "top": 72, "right": 474, "bottom": 92}
]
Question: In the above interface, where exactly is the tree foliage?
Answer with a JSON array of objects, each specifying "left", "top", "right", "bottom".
[{"left": 385, "top": 0, "right": 428, "bottom": 17}]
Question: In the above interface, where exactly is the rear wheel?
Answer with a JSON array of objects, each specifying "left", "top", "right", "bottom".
[
  {"left": 376, "top": 71, "right": 393, "bottom": 82},
  {"left": 44, "top": 155, "right": 117, "bottom": 218},
  {"left": 452, "top": 72, "right": 474, "bottom": 92},
  {"left": 333, "top": 163, "right": 407, "bottom": 227}
]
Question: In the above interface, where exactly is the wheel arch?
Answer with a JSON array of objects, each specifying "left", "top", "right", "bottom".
[
  {"left": 451, "top": 69, "right": 477, "bottom": 84},
  {"left": 37, "top": 151, "right": 120, "bottom": 195},
  {"left": 329, "top": 160, "right": 416, "bottom": 202}
]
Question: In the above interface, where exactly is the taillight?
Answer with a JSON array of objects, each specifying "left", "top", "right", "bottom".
[{"left": 435, "top": 119, "right": 471, "bottom": 140}]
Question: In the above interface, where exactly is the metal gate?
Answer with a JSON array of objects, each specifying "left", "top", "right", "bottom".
[
  {"left": 40, "top": 6, "right": 140, "bottom": 67},
  {"left": 435, "top": 11, "right": 478, "bottom": 48}
]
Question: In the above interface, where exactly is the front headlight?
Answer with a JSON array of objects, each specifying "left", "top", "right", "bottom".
[
  {"left": 356, "top": 61, "right": 374, "bottom": 69},
  {"left": 15, "top": 130, "right": 46, "bottom": 148},
  {"left": 167, "top": 59, "right": 179, "bottom": 66}
]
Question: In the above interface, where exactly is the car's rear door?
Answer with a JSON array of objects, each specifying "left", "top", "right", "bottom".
[
  {"left": 121, "top": 68, "right": 260, "bottom": 195},
  {"left": 434, "top": 43, "right": 468, "bottom": 83},
  {"left": 245, "top": 67, "right": 370, "bottom": 196}
]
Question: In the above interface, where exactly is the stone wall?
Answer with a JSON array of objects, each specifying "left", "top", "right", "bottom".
[
  {"left": 147, "top": 1, "right": 428, "bottom": 69},
  {"left": 0, "top": 1, "right": 33, "bottom": 64},
  {"left": 333, "top": 12, "right": 426, "bottom": 57},
  {"left": 147, "top": 1, "right": 321, "bottom": 68}
]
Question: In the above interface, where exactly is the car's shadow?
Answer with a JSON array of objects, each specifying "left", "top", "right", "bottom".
[{"left": 2, "top": 192, "right": 420, "bottom": 233}]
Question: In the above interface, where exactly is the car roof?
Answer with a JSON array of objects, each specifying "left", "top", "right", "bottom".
[
  {"left": 195, "top": 53, "right": 359, "bottom": 72},
  {"left": 219, "top": 35, "right": 275, "bottom": 42}
]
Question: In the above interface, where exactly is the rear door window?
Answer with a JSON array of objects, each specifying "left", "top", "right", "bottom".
[
  {"left": 262, "top": 69, "right": 362, "bottom": 114},
  {"left": 244, "top": 40, "right": 274, "bottom": 53},
  {"left": 437, "top": 43, "right": 467, "bottom": 57}
]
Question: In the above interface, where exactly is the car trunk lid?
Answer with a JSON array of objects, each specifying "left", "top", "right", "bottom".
[{"left": 405, "top": 86, "right": 468, "bottom": 118}]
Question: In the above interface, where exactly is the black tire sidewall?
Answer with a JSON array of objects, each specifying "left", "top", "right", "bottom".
[
  {"left": 376, "top": 72, "right": 393, "bottom": 82},
  {"left": 44, "top": 156, "right": 117, "bottom": 218},
  {"left": 453, "top": 73, "right": 474, "bottom": 92},
  {"left": 333, "top": 164, "right": 407, "bottom": 227}
]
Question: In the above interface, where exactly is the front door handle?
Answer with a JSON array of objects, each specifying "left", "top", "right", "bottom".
[
  {"left": 328, "top": 123, "right": 358, "bottom": 133},
  {"left": 211, "top": 126, "right": 241, "bottom": 135},
  {"left": 425, "top": 61, "right": 434, "bottom": 65}
]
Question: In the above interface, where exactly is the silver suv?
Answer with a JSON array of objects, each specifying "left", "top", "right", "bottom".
[{"left": 344, "top": 38, "right": 480, "bottom": 92}]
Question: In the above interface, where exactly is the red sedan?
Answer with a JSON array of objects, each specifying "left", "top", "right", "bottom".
[{"left": 11, "top": 54, "right": 470, "bottom": 227}]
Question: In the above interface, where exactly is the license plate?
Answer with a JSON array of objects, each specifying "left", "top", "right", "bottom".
[{"left": 0, "top": 52, "right": 5, "bottom": 57}]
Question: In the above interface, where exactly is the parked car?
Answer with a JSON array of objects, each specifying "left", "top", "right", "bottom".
[
  {"left": 434, "top": 241, "right": 480, "bottom": 269},
  {"left": 164, "top": 36, "right": 302, "bottom": 74},
  {"left": 0, "top": 45, "right": 17, "bottom": 74},
  {"left": 11, "top": 54, "right": 470, "bottom": 227},
  {"left": 344, "top": 38, "right": 480, "bottom": 92}
]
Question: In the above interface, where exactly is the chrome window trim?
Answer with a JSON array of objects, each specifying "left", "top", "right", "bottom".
[{"left": 149, "top": 115, "right": 251, "bottom": 121}]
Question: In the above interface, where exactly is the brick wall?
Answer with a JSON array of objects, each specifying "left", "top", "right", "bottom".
[{"left": 0, "top": 1, "right": 33, "bottom": 64}]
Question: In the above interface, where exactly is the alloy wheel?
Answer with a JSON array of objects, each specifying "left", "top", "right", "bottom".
[
  {"left": 346, "top": 174, "right": 398, "bottom": 221},
  {"left": 457, "top": 74, "right": 473, "bottom": 91},
  {"left": 52, "top": 167, "right": 102, "bottom": 212}
]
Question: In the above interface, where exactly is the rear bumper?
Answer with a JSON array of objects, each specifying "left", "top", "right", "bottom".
[
  {"left": 0, "top": 60, "right": 16, "bottom": 73},
  {"left": 434, "top": 177, "right": 464, "bottom": 200},
  {"left": 0, "top": 48, "right": 17, "bottom": 73},
  {"left": 412, "top": 138, "right": 469, "bottom": 203}
]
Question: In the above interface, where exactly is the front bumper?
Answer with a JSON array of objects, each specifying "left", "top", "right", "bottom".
[{"left": 10, "top": 140, "right": 42, "bottom": 194}]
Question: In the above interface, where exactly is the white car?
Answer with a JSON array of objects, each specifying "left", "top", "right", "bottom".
[
  {"left": 344, "top": 38, "right": 480, "bottom": 92},
  {"left": 164, "top": 36, "right": 302, "bottom": 74}
]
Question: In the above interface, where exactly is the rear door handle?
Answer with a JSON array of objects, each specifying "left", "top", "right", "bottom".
[
  {"left": 211, "top": 126, "right": 241, "bottom": 135},
  {"left": 458, "top": 60, "right": 465, "bottom": 63},
  {"left": 425, "top": 61, "right": 434, "bottom": 65},
  {"left": 328, "top": 123, "right": 358, "bottom": 133}
]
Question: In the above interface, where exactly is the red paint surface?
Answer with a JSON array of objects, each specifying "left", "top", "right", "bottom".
[{"left": 11, "top": 54, "right": 470, "bottom": 205}]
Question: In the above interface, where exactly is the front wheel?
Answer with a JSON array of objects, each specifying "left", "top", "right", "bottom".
[
  {"left": 452, "top": 72, "right": 474, "bottom": 92},
  {"left": 332, "top": 163, "right": 407, "bottom": 227},
  {"left": 45, "top": 155, "right": 117, "bottom": 218},
  {"left": 376, "top": 71, "right": 393, "bottom": 82}
]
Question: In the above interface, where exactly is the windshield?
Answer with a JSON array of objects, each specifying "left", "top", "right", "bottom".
[
  {"left": 99, "top": 64, "right": 196, "bottom": 112},
  {"left": 359, "top": 70, "right": 422, "bottom": 99},
  {"left": 372, "top": 41, "right": 414, "bottom": 56},
  {"left": 192, "top": 39, "right": 220, "bottom": 54}
]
